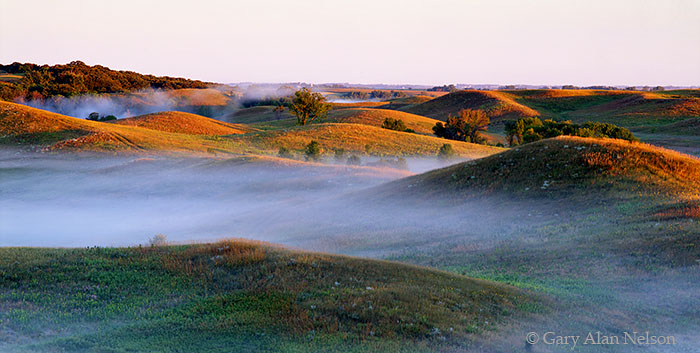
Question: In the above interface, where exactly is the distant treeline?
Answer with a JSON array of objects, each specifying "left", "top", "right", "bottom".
[
  {"left": 342, "top": 90, "right": 408, "bottom": 100},
  {"left": 0, "top": 61, "right": 210, "bottom": 101},
  {"left": 427, "top": 84, "right": 458, "bottom": 92}
]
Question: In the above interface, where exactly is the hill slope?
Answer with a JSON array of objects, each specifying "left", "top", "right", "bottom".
[
  {"left": 0, "top": 102, "right": 502, "bottom": 158},
  {"left": 381, "top": 136, "right": 700, "bottom": 200},
  {"left": 328, "top": 108, "right": 441, "bottom": 134},
  {"left": 111, "top": 111, "right": 256, "bottom": 135},
  {"left": 0, "top": 240, "right": 538, "bottom": 352},
  {"left": 404, "top": 90, "right": 538, "bottom": 123},
  {"left": 233, "top": 123, "right": 504, "bottom": 158}
]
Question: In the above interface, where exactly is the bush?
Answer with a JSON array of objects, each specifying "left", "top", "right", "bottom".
[
  {"left": 87, "top": 112, "right": 117, "bottom": 122},
  {"left": 278, "top": 146, "right": 293, "bottom": 158},
  {"left": 381, "top": 118, "right": 413, "bottom": 133},
  {"left": 305, "top": 140, "right": 322, "bottom": 161},
  {"left": 437, "top": 143, "right": 456, "bottom": 160},
  {"left": 334, "top": 148, "right": 346, "bottom": 162},
  {"left": 346, "top": 154, "right": 361, "bottom": 165}
]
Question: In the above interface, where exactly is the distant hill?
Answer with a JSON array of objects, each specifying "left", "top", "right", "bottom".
[
  {"left": 0, "top": 61, "right": 211, "bottom": 101},
  {"left": 510, "top": 89, "right": 700, "bottom": 127},
  {"left": 404, "top": 90, "right": 538, "bottom": 123},
  {"left": 112, "top": 111, "right": 256, "bottom": 135}
]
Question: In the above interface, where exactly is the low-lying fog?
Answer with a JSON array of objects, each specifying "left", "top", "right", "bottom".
[{"left": 0, "top": 150, "right": 496, "bottom": 252}]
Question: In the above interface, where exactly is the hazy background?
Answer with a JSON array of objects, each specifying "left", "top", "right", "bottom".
[{"left": 1, "top": 0, "right": 699, "bottom": 86}]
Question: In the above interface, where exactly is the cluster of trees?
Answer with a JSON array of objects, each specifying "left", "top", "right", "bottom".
[
  {"left": 504, "top": 117, "right": 638, "bottom": 146},
  {"left": 381, "top": 118, "right": 414, "bottom": 133},
  {"left": 343, "top": 90, "right": 408, "bottom": 100},
  {"left": 86, "top": 112, "right": 117, "bottom": 122},
  {"left": 432, "top": 109, "right": 490, "bottom": 144},
  {"left": 0, "top": 61, "right": 209, "bottom": 101},
  {"left": 428, "top": 84, "right": 458, "bottom": 92}
]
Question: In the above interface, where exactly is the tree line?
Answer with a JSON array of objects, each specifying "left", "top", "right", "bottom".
[{"left": 0, "top": 61, "right": 210, "bottom": 101}]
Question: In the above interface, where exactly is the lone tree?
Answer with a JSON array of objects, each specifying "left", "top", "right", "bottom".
[
  {"left": 289, "top": 88, "right": 330, "bottom": 126},
  {"left": 433, "top": 109, "right": 489, "bottom": 144}
]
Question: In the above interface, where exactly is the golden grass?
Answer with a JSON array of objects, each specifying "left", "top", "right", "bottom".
[
  {"left": 111, "top": 111, "right": 257, "bottom": 135},
  {"left": 385, "top": 136, "right": 700, "bottom": 199},
  {"left": 405, "top": 90, "right": 539, "bottom": 121},
  {"left": 233, "top": 123, "right": 504, "bottom": 158},
  {"left": 1, "top": 102, "right": 501, "bottom": 159},
  {"left": 328, "top": 108, "right": 442, "bottom": 134}
]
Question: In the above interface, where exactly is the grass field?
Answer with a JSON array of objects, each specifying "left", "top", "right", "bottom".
[{"left": 0, "top": 240, "right": 540, "bottom": 352}]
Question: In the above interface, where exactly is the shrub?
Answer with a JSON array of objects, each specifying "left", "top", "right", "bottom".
[
  {"left": 381, "top": 118, "right": 414, "bottom": 133},
  {"left": 437, "top": 143, "right": 456, "bottom": 160},
  {"left": 346, "top": 154, "right": 361, "bottom": 165},
  {"left": 334, "top": 148, "right": 346, "bottom": 161},
  {"left": 305, "top": 140, "right": 322, "bottom": 161},
  {"left": 278, "top": 146, "right": 293, "bottom": 158}
]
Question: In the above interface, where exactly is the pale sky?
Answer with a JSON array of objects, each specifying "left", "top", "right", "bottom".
[{"left": 1, "top": 0, "right": 699, "bottom": 86}]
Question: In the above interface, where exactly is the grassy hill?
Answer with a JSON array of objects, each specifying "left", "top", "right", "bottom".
[
  {"left": 233, "top": 123, "right": 504, "bottom": 158},
  {"left": 511, "top": 89, "right": 700, "bottom": 127},
  {"left": 0, "top": 240, "right": 539, "bottom": 352},
  {"left": 0, "top": 102, "right": 502, "bottom": 158},
  {"left": 327, "top": 108, "right": 440, "bottom": 134},
  {"left": 380, "top": 136, "right": 700, "bottom": 200},
  {"left": 0, "top": 101, "right": 249, "bottom": 154},
  {"left": 111, "top": 111, "right": 257, "bottom": 135},
  {"left": 404, "top": 90, "right": 539, "bottom": 123}
]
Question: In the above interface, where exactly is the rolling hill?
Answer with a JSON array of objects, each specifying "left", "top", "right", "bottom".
[
  {"left": 403, "top": 90, "right": 539, "bottom": 123},
  {"left": 232, "top": 123, "right": 504, "bottom": 158},
  {"left": 111, "top": 111, "right": 256, "bottom": 135},
  {"left": 1, "top": 102, "right": 502, "bottom": 158},
  {"left": 380, "top": 136, "right": 700, "bottom": 200},
  {"left": 511, "top": 89, "right": 700, "bottom": 128},
  {"left": 0, "top": 240, "right": 539, "bottom": 352},
  {"left": 328, "top": 108, "right": 442, "bottom": 134}
]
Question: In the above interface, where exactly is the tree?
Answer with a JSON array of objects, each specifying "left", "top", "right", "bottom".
[
  {"left": 87, "top": 112, "right": 100, "bottom": 121},
  {"left": 305, "top": 140, "right": 322, "bottom": 161},
  {"left": 432, "top": 109, "right": 489, "bottom": 144},
  {"left": 289, "top": 88, "right": 330, "bottom": 126}
]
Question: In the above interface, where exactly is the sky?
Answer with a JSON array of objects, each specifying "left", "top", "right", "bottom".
[{"left": 1, "top": 0, "right": 699, "bottom": 86}]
